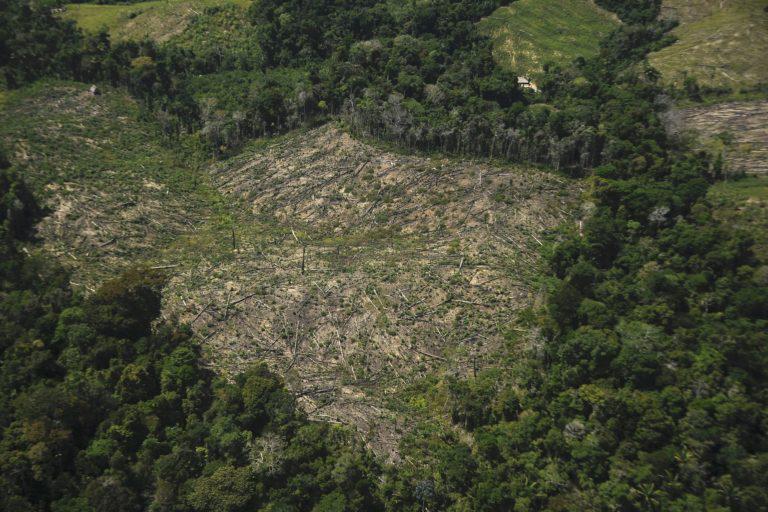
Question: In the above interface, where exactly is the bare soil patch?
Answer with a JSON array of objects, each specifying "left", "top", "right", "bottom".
[{"left": 162, "top": 126, "right": 581, "bottom": 459}]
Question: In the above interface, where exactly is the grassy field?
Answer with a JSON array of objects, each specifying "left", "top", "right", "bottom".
[
  {"left": 61, "top": 0, "right": 251, "bottom": 42},
  {"left": 478, "top": 0, "right": 619, "bottom": 77},
  {"left": 650, "top": 0, "right": 768, "bottom": 89},
  {"left": 708, "top": 176, "right": 768, "bottom": 260}
]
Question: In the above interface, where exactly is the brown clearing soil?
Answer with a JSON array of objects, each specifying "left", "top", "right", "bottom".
[
  {"left": 161, "top": 127, "right": 581, "bottom": 459},
  {"left": 3, "top": 85, "right": 581, "bottom": 459},
  {"left": 665, "top": 100, "right": 768, "bottom": 175}
]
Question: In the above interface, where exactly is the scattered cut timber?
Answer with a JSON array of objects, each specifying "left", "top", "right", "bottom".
[
  {"left": 0, "top": 82, "right": 220, "bottom": 287},
  {"left": 162, "top": 126, "right": 581, "bottom": 460},
  {"left": 2, "top": 83, "right": 581, "bottom": 459},
  {"left": 665, "top": 100, "right": 768, "bottom": 175}
]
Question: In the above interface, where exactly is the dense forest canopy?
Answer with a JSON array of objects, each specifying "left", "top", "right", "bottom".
[
  {"left": 1, "top": 0, "right": 766, "bottom": 510},
  {"left": 0, "top": 0, "right": 674, "bottom": 169}
]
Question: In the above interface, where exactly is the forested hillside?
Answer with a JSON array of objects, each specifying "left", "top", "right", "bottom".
[
  {"left": 0, "top": 154, "right": 383, "bottom": 511},
  {"left": 1, "top": 0, "right": 767, "bottom": 510}
]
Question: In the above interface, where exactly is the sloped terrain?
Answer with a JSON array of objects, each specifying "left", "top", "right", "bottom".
[
  {"left": 665, "top": 100, "right": 768, "bottom": 175},
  {"left": 478, "top": 0, "right": 619, "bottom": 76},
  {"left": 0, "top": 82, "right": 226, "bottom": 288},
  {"left": 708, "top": 176, "right": 768, "bottom": 260},
  {"left": 162, "top": 127, "right": 581, "bottom": 458},
  {"left": 650, "top": 0, "right": 768, "bottom": 88},
  {"left": 1, "top": 84, "right": 580, "bottom": 459},
  {"left": 61, "top": 0, "right": 250, "bottom": 42}
]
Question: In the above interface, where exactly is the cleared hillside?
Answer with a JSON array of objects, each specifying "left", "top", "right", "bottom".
[
  {"left": 61, "top": 0, "right": 250, "bottom": 42},
  {"left": 478, "top": 0, "right": 619, "bottom": 76},
  {"left": 0, "top": 81, "right": 229, "bottom": 288},
  {"left": 665, "top": 100, "right": 768, "bottom": 175},
  {"left": 0, "top": 83, "right": 581, "bottom": 458},
  {"left": 650, "top": 0, "right": 768, "bottom": 89},
  {"left": 161, "top": 127, "right": 581, "bottom": 458}
]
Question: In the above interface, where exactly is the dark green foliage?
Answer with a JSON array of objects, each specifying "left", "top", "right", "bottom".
[
  {"left": 594, "top": 0, "right": 662, "bottom": 24},
  {"left": 2, "top": 0, "right": 767, "bottom": 509},
  {"left": 0, "top": 150, "right": 41, "bottom": 243},
  {"left": 87, "top": 267, "right": 166, "bottom": 339},
  {"left": 0, "top": 186, "right": 383, "bottom": 511},
  {"left": 379, "top": 2, "right": 767, "bottom": 509},
  {"left": 0, "top": 0, "right": 85, "bottom": 87}
]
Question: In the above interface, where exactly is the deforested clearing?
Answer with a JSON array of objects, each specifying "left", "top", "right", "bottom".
[
  {"left": 161, "top": 126, "right": 581, "bottom": 458},
  {"left": 0, "top": 83, "right": 221, "bottom": 288},
  {"left": 665, "top": 100, "right": 768, "bottom": 175},
  {"left": 2, "top": 83, "right": 581, "bottom": 458}
]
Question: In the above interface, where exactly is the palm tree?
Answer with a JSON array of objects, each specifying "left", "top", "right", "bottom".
[{"left": 630, "top": 482, "right": 664, "bottom": 511}]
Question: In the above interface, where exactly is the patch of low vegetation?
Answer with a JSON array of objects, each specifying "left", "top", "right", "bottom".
[
  {"left": 478, "top": 0, "right": 619, "bottom": 76},
  {"left": 0, "top": 81, "right": 230, "bottom": 287},
  {"left": 708, "top": 175, "right": 768, "bottom": 259},
  {"left": 169, "top": 3, "right": 261, "bottom": 65},
  {"left": 650, "top": 0, "right": 768, "bottom": 89},
  {"left": 61, "top": 0, "right": 251, "bottom": 42}
]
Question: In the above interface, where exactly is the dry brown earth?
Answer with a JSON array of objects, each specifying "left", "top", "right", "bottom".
[
  {"left": 2, "top": 85, "right": 580, "bottom": 459},
  {"left": 161, "top": 127, "right": 581, "bottom": 459}
]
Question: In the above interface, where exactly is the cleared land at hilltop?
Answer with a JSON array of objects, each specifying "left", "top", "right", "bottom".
[
  {"left": 650, "top": 0, "right": 768, "bottom": 89},
  {"left": 0, "top": 83, "right": 581, "bottom": 458},
  {"left": 61, "top": 0, "right": 250, "bottom": 42},
  {"left": 478, "top": 0, "right": 619, "bottom": 76}
]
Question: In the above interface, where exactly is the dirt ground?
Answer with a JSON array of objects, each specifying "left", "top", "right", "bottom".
[
  {"left": 39, "top": 180, "right": 197, "bottom": 291},
  {"left": 5, "top": 85, "right": 581, "bottom": 460},
  {"left": 161, "top": 127, "right": 581, "bottom": 460}
]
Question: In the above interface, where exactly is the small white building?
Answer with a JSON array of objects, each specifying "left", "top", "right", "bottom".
[{"left": 517, "top": 76, "right": 539, "bottom": 93}]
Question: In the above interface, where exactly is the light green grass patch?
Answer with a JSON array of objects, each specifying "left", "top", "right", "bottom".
[
  {"left": 709, "top": 176, "right": 768, "bottom": 260},
  {"left": 61, "top": 0, "right": 251, "bottom": 42},
  {"left": 710, "top": 176, "right": 768, "bottom": 202},
  {"left": 650, "top": 0, "right": 768, "bottom": 89},
  {"left": 169, "top": 3, "right": 261, "bottom": 65},
  {"left": 478, "top": 0, "right": 619, "bottom": 77},
  {"left": 0, "top": 80, "right": 236, "bottom": 284}
]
